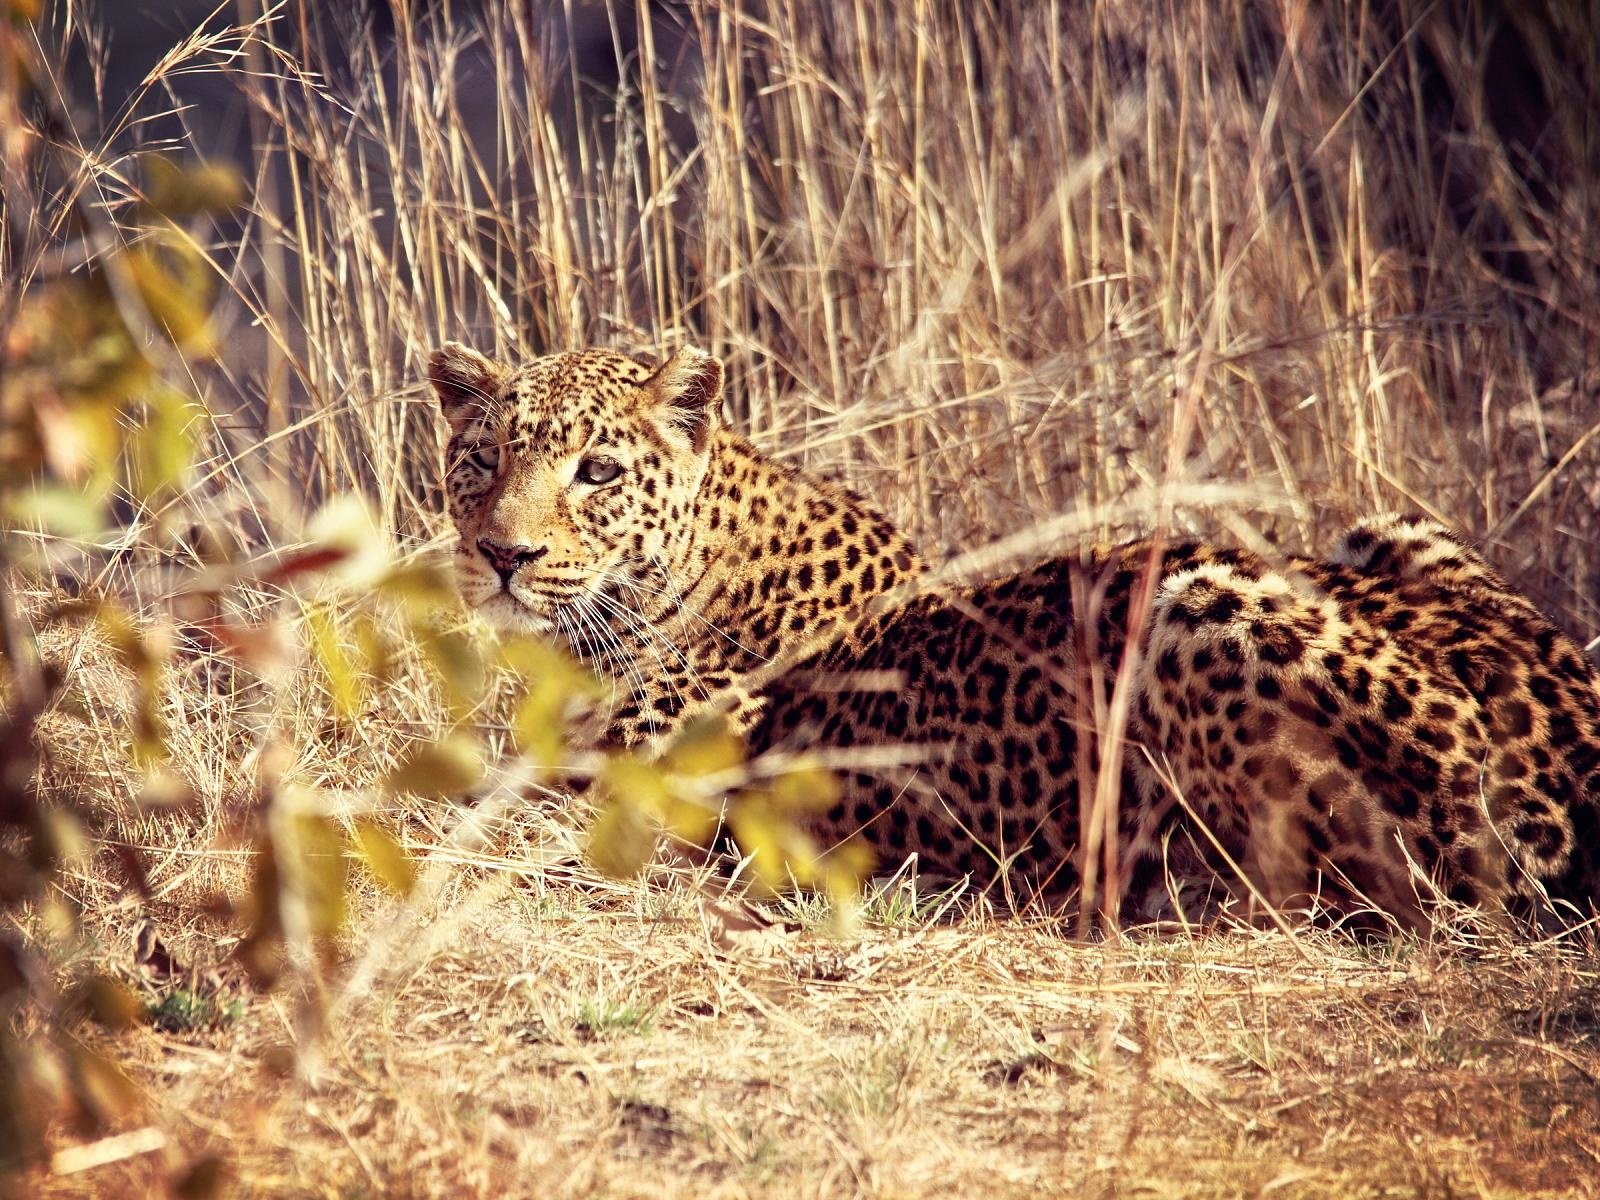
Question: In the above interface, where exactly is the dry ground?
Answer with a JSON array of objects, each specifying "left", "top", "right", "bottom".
[{"left": 27, "top": 861, "right": 1600, "bottom": 1199}]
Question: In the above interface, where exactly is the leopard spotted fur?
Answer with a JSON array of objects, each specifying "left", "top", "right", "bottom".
[{"left": 431, "top": 342, "right": 1600, "bottom": 927}]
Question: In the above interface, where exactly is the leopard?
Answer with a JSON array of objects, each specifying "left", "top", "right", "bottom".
[{"left": 429, "top": 340, "right": 1600, "bottom": 929}]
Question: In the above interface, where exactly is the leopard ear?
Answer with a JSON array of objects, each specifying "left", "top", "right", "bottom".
[
  {"left": 428, "top": 342, "right": 506, "bottom": 424},
  {"left": 646, "top": 345, "right": 723, "bottom": 451}
]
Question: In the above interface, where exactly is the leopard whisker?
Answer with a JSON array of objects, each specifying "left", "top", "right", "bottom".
[
  {"left": 633, "top": 553, "right": 769, "bottom": 663},
  {"left": 570, "top": 589, "right": 667, "bottom": 739},
  {"left": 586, "top": 575, "right": 704, "bottom": 719},
  {"left": 602, "top": 571, "right": 717, "bottom": 698}
]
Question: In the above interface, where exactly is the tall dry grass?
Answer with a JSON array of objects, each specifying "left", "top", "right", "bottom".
[
  {"left": 187, "top": 0, "right": 1599, "bottom": 621},
  {"left": 9, "top": 0, "right": 1600, "bottom": 1193}
]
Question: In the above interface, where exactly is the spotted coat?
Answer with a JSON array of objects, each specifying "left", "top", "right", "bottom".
[{"left": 431, "top": 343, "right": 1600, "bottom": 927}]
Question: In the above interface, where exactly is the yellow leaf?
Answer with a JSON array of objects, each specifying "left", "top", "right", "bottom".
[
  {"left": 65, "top": 1044, "right": 140, "bottom": 1125},
  {"left": 587, "top": 799, "right": 656, "bottom": 880},
  {"left": 34, "top": 393, "right": 122, "bottom": 484},
  {"left": 125, "top": 248, "right": 215, "bottom": 355},
  {"left": 375, "top": 559, "right": 457, "bottom": 615},
  {"left": 600, "top": 755, "right": 674, "bottom": 823},
  {"left": 127, "top": 386, "right": 197, "bottom": 502},
  {"left": 726, "top": 791, "right": 845, "bottom": 899},
  {"left": 69, "top": 975, "right": 142, "bottom": 1030},
  {"left": 512, "top": 689, "right": 565, "bottom": 766},
  {"left": 4, "top": 482, "right": 108, "bottom": 538},
  {"left": 39, "top": 807, "right": 87, "bottom": 867},
  {"left": 93, "top": 606, "right": 170, "bottom": 765},
  {"left": 821, "top": 840, "right": 874, "bottom": 902},
  {"left": 497, "top": 636, "right": 600, "bottom": 694},
  {"left": 513, "top": 677, "right": 594, "bottom": 764},
  {"left": 352, "top": 821, "right": 415, "bottom": 897},
  {"left": 600, "top": 750, "right": 725, "bottom": 849},
  {"left": 661, "top": 715, "right": 745, "bottom": 779},
  {"left": 503, "top": 637, "right": 602, "bottom": 763},
  {"left": 95, "top": 605, "right": 170, "bottom": 677},
  {"left": 384, "top": 735, "right": 483, "bottom": 799},
  {"left": 501, "top": 639, "right": 603, "bottom": 701},
  {"left": 353, "top": 614, "right": 396, "bottom": 685},
  {"left": 141, "top": 155, "right": 244, "bottom": 218},
  {"left": 660, "top": 792, "right": 720, "bottom": 847},
  {"left": 205, "top": 616, "right": 294, "bottom": 676},
  {"left": 306, "top": 604, "right": 362, "bottom": 719},
  {"left": 822, "top": 885, "right": 862, "bottom": 937},
  {"left": 726, "top": 801, "right": 793, "bottom": 896},
  {"left": 135, "top": 768, "right": 194, "bottom": 809},
  {"left": 769, "top": 761, "right": 841, "bottom": 814},
  {"left": 39, "top": 896, "right": 77, "bottom": 940},
  {"left": 171, "top": 1155, "right": 229, "bottom": 1200},
  {"left": 289, "top": 813, "right": 347, "bottom": 939},
  {"left": 236, "top": 835, "right": 283, "bottom": 987},
  {"left": 416, "top": 623, "right": 484, "bottom": 720}
]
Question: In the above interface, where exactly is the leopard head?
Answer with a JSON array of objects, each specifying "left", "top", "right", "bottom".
[{"left": 428, "top": 342, "right": 724, "bottom": 634}]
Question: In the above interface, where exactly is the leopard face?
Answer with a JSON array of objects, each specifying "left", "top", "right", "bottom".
[{"left": 428, "top": 343, "right": 724, "bottom": 635}]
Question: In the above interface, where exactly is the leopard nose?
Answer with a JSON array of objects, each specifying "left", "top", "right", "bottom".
[{"left": 476, "top": 538, "right": 548, "bottom": 587}]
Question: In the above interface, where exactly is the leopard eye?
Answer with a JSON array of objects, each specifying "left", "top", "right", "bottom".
[
  {"left": 575, "top": 455, "right": 623, "bottom": 486},
  {"left": 468, "top": 443, "right": 500, "bottom": 472}
]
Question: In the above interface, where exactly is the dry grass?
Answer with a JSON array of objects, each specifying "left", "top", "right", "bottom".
[
  {"left": 33, "top": 880, "right": 1600, "bottom": 1197},
  {"left": 9, "top": 0, "right": 1600, "bottom": 1194}
]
